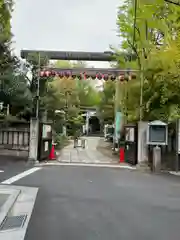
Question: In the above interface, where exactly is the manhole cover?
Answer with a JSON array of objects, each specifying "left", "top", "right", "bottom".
[{"left": 0, "top": 215, "right": 27, "bottom": 231}]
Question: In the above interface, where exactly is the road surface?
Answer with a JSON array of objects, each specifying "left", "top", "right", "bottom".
[
  {"left": 13, "top": 166, "right": 180, "bottom": 240},
  {"left": 0, "top": 137, "right": 180, "bottom": 239}
]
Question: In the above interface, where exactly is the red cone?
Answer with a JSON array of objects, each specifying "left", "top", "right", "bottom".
[
  {"left": 49, "top": 144, "right": 56, "bottom": 160},
  {"left": 119, "top": 147, "right": 125, "bottom": 163}
]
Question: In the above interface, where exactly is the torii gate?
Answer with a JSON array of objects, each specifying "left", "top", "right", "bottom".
[
  {"left": 21, "top": 49, "right": 137, "bottom": 137},
  {"left": 21, "top": 50, "right": 137, "bottom": 81}
]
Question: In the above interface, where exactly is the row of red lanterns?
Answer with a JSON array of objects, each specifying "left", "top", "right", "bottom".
[{"left": 39, "top": 70, "right": 136, "bottom": 81}]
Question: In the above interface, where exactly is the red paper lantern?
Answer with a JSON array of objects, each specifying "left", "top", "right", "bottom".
[
  {"left": 119, "top": 75, "right": 124, "bottom": 82},
  {"left": 58, "top": 72, "right": 64, "bottom": 78},
  {"left": 72, "top": 75, "right": 77, "bottom": 79},
  {"left": 40, "top": 71, "right": 45, "bottom": 77},
  {"left": 80, "top": 73, "right": 84, "bottom": 79},
  {"left": 77, "top": 75, "right": 82, "bottom": 80},
  {"left": 110, "top": 75, "right": 116, "bottom": 81},
  {"left": 103, "top": 74, "right": 109, "bottom": 81},
  {"left": 83, "top": 72, "right": 86, "bottom": 80},
  {"left": 124, "top": 75, "right": 129, "bottom": 82},
  {"left": 45, "top": 71, "right": 51, "bottom": 77},
  {"left": 128, "top": 74, "right": 132, "bottom": 81},
  {"left": 96, "top": 73, "right": 102, "bottom": 80},
  {"left": 131, "top": 74, "right": 136, "bottom": 79},
  {"left": 64, "top": 71, "right": 71, "bottom": 78},
  {"left": 50, "top": 70, "right": 56, "bottom": 77}
]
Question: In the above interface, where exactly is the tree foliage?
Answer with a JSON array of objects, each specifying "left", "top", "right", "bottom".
[
  {"left": 116, "top": 0, "right": 180, "bottom": 122},
  {"left": 0, "top": 1, "right": 32, "bottom": 119},
  {"left": 98, "top": 80, "right": 115, "bottom": 124},
  {"left": 42, "top": 60, "right": 101, "bottom": 134}
]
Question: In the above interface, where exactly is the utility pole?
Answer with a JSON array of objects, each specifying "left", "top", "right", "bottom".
[
  {"left": 29, "top": 52, "right": 41, "bottom": 163},
  {"left": 36, "top": 52, "right": 41, "bottom": 119},
  {"left": 64, "top": 91, "right": 71, "bottom": 136},
  {"left": 114, "top": 76, "right": 122, "bottom": 150},
  {"left": 139, "top": 63, "right": 144, "bottom": 121},
  {"left": 65, "top": 91, "right": 68, "bottom": 136}
]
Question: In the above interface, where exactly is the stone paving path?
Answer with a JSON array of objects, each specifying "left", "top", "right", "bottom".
[{"left": 58, "top": 137, "right": 118, "bottom": 164}]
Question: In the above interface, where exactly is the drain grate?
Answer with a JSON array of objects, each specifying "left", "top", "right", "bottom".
[{"left": 0, "top": 215, "right": 27, "bottom": 231}]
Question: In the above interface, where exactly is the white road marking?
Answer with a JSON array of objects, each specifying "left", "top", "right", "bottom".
[
  {"left": 169, "top": 171, "right": 180, "bottom": 176},
  {"left": 0, "top": 170, "right": 4, "bottom": 173},
  {"left": 1, "top": 167, "right": 41, "bottom": 184},
  {"left": 37, "top": 162, "right": 136, "bottom": 170}
]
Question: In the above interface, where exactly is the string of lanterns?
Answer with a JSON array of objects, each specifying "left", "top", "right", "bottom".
[{"left": 39, "top": 70, "right": 136, "bottom": 81}]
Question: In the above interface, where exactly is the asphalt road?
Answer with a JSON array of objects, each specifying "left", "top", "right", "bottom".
[
  {"left": 12, "top": 165, "right": 180, "bottom": 240},
  {"left": 0, "top": 155, "right": 31, "bottom": 182}
]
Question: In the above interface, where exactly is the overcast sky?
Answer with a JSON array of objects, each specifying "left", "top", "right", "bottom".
[{"left": 11, "top": 0, "right": 121, "bottom": 67}]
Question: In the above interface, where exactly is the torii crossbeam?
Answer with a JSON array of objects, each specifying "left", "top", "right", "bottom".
[{"left": 20, "top": 49, "right": 137, "bottom": 80}]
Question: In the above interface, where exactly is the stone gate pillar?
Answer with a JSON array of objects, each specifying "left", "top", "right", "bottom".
[
  {"left": 137, "top": 121, "right": 150, "bottom": 170},
  {"left": 28, "top": 118, "right": 39, "bottom": 163},
  {"left": 86, "top": 111, "right": 89, "bottom": 135}
]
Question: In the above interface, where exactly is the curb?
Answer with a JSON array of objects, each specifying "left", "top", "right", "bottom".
[
  {"left": 164, "top": 171, "right": 180, "bottom": 176},
  {"left": 35, "top": 162, "right": 137, "bottom": 170}
]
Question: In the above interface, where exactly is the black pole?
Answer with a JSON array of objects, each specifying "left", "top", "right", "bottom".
[
  {"left": 176, "top": 119, "right": 179, "bottom": 171},
  {"left": 36, "top": 53, "right": 41, "bottom": 119},
  {"left": 65, "top": 92, "right": 68, "bottom": 136},
  {"left": 164, "top": 0, "right": 180, "bottom": 6}
]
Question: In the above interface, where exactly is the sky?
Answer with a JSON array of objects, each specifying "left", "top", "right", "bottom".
[{"left": 11, "top": 0, "right": 121, "bottom": 67}]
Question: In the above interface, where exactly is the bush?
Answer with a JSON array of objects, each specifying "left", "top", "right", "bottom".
[
  {"left": 0, "top": 113, "right": 5, "bottom": 119},
  {"left": 54, "top": 134, "right": 69, "bottom": 149}
]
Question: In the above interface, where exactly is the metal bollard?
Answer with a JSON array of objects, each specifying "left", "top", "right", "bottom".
[
  {"left": 74, "top": 138, "right": 78, "bottom": 148},
  {"left": 153, "top": 145, "right": 161, "bottom": 172},
  {"left": 81, "top": 139, "right": 85, "bottom": 148}
]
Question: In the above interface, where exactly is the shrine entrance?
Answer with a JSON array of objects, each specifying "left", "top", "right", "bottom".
[
  {"left": 20, "top": 49, "right": 137, "bottom": 162},
  {"left": 21, "top": 50, "right": 137, "bottom": 82},
  {"left": 89, "top": 116, "right": 100, "bottom": 134}
]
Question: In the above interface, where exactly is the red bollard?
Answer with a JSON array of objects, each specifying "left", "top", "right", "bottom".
[{"left": 119, "top": 147, "right": 125, "bottom": 163}]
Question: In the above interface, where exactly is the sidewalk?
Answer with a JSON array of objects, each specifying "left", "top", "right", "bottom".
[
  {"left": 0, "top": 185, "right": 38, "bottom": 238},
  {"left": 57, "top": 137, "right": 132, "bottom": 167}
]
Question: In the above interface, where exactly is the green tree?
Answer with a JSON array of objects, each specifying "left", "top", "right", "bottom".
[
  {"left": 77, "top": 80, "right": 100, "bottom": 107},
  {"left": 43, "top": 60, "right": 103, "bottom": 134},
  {"left": 98, "top": 80, "right": 115, "bottom": 124},
  {"left": 0, "top": 1, "right": 32, "bottom": 119},
  {"left": 115, "top": 0, "right": 180, "bottom": 122},
  {"left": 44, "top": 76, "right": 82, "bottom": 135},
  {"left": 0, "top": 0, "right": 15, "bottom": 72}
]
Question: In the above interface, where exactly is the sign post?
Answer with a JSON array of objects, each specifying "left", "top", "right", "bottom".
[
  {"left": 176, "top": 119, "right": 180, "bottom": 171},
  {"left": 147, "top": 120, "right": 168, "bottom": 172}
]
